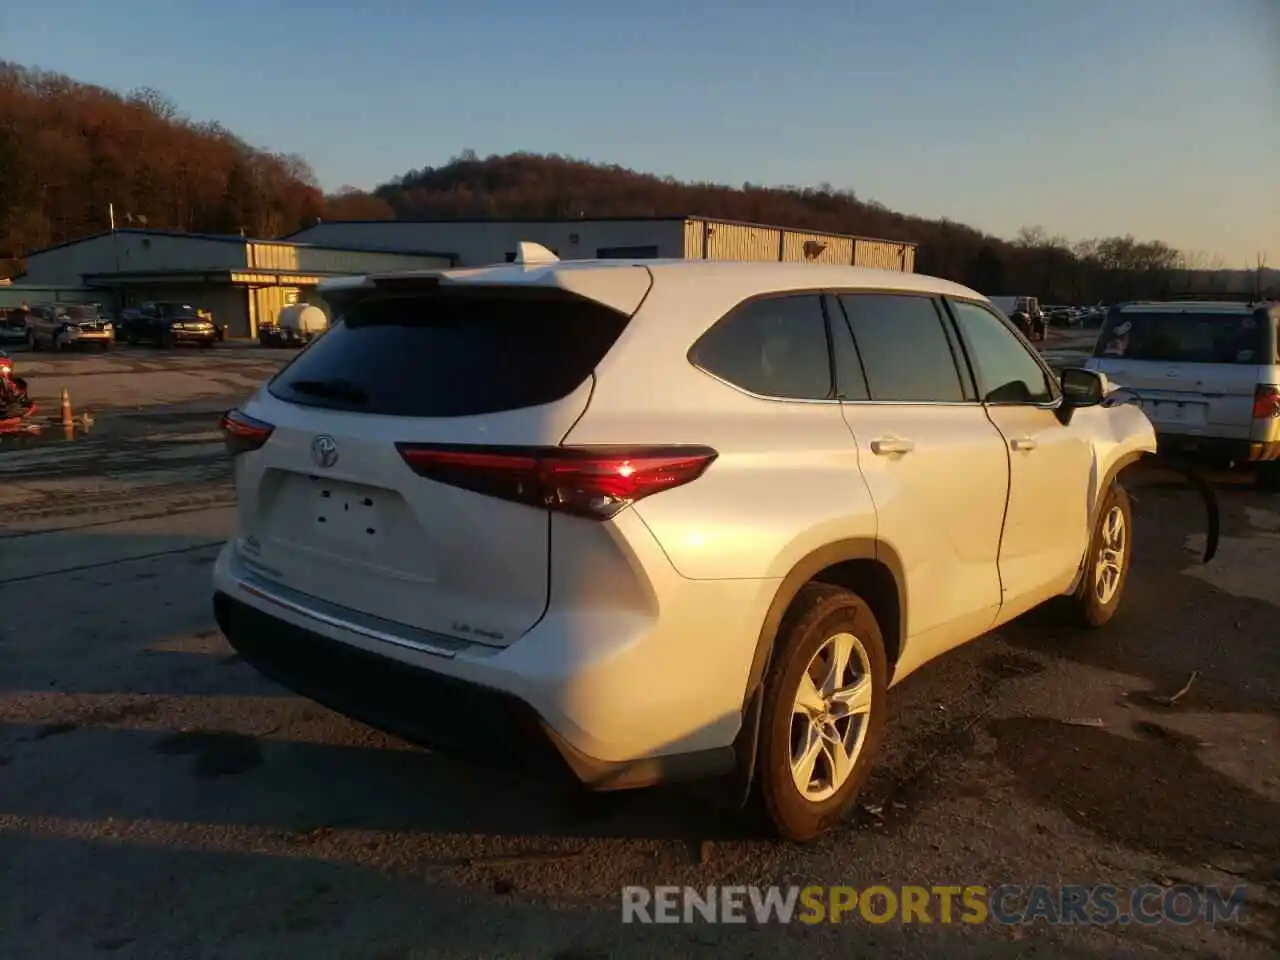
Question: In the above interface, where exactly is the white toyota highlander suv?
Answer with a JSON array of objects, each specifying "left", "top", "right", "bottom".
[{"left": 212, "top": 246, "right": 1157, "bottom": 840}]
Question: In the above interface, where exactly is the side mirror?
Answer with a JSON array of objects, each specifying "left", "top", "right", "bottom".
[{"left": 1056, "top": 367, "right": 1109, "bottom": 424}]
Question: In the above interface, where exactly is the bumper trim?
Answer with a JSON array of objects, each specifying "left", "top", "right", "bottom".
[
  {"left": 214, "top": 592, "right": 737, "bottom": 791},
  {"left": 236, "top": 571, "right": 465, "bottom": 659},
  {"left": 1156, "top": 433, "right": 1280, "bottom": 464}
]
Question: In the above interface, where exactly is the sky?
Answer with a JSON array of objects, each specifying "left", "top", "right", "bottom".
[{"left": 1, "top": 0, "right": 1276, "bottom": 264}]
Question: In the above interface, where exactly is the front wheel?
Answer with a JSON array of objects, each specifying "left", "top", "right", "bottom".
[
  {"left": 756, "top": 583, "right": 888, "bottom": 841},
  {"left": 1065, "top": 483, "right": 1133, "bottom": 627}
]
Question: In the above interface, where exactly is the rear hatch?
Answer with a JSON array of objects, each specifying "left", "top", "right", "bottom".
[
  {"left": 1089, "top": 307, "right": 1275, "bottom": 438},
  {"left": 232, "top": 275, "right": 645, "bottom": 646}
]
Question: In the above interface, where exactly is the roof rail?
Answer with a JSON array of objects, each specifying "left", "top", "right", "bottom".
[{"left": 514, "top": 241, "right": 559, "bottom": 265}]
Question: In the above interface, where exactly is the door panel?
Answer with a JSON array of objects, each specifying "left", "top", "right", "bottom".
[
  {"left": 833, "top": 292, "right": 1007, "bottom": 679},
  {"left": 982, "top": 405, "right": 1091, "bottom": 610},
  {"left": 945, "top": 297, "right": 1093, "bottom": 612},
  {"left": 842, "top": 404, "right": 1008, "bottom": 673}
]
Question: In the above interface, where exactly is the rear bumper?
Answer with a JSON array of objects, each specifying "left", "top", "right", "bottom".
[
  {"left": 211, "top": 539, "right": 772, "bottom": 790},
  {"left": 1156, "top": 433, "right": 1280, "bottom": 465}
]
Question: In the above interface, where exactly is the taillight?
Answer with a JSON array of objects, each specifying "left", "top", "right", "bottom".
[
  {"left": 219, "top": 409, "right": 274, "bottom": 455},
  {"left": 1252, "top": 386, "right": 1280, "bottom": 420},
  {"left": 395, "top": 444, "right": 718, "bottom": 520}
]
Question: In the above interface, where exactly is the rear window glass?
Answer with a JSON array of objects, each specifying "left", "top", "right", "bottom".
[
  {"left": 1094, "top": 310, "right": 1272, "bottom": 364},
  {"left": 269, "top": 290, "right": 630, "bottom": 417}
]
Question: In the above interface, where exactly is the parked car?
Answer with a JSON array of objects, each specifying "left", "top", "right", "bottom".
[
  {"left": 25, "top": 302, "right": 114, "bottom": 351},
  {"left": 0, "top": 309, "right": 28, "bottom": 345},
  {"left": 117, "top": 301, "right": 217, "bottom": 347},
  {"left": 988, "top": 295, "right": 1046, "bottom": 341},
  {"left": 212, "top": 252, "right": 1156, "bottom": 841},
  {"left": 1087, "top": 300, "right": 1280, "bottom": 490}
]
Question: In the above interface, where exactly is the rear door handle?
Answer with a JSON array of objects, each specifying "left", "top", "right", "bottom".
[
  {"left": 870, "top": 436, "right": 915, "bottom": 456},
  {"left": 1010, "top": 437, "right": 1038, "bottom": 451}
]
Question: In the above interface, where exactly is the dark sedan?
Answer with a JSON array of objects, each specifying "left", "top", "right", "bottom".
[{"left": 117, "top": 302, "right": 217, "bottom": 347}]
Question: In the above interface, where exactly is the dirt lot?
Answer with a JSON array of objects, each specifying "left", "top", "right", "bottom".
[{"left": 1, "top": 342, "right": 1277, "bottom": 959}]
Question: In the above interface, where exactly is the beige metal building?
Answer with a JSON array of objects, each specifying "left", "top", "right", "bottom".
[
  {"left": 18, "top": 229, "right": 455, "bottom": 337},
  {"left": 284, "top": 216, "right": 917, "bottom": 272}
]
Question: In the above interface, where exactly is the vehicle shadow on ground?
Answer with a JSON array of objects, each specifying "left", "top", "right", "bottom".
[
  {"left": 1001, "top": 482, "right": 1280, "bottom": 721},
  {"left": 986, "top": 716, "right": 1280, "bottom": 877}
]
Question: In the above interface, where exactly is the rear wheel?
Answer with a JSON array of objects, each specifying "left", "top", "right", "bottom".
[
  {"left": 756, "top": 583, "right": 887, "bottom": 842},
  {"left": 1064, "top": 483, "right": 1132, "bottom": 627}
]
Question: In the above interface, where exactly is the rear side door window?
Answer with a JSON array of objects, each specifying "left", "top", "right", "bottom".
[
  {"left": 690, "top": 294, "right": 833, "bottom": 400},
  {"left": 837, "top": 294, "right": 968, "bottom": 402},
  {"left": 947, "top": 299, "right": 1056, "bottom": 404}
]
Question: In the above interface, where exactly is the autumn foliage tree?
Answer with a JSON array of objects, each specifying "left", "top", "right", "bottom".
[
  {"left": 0, "top": 62, "right": 323, "bottom": 275},
  {"left": 1, "top": 64, "right": 1243, "bottom": 303},
  {"left": 343, "top": 151, "right": 1211, "bottom": 303}
]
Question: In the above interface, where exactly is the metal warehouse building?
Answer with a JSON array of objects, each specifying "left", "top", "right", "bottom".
[
  {"left": 16, "top": 229, "right": 454, "bottom": 338},
  {"left": 12, "top": 217, "right": 915, "bottom": 337},
  {"left": 285, "top": 216, "right": 917, "bottom": 272}
]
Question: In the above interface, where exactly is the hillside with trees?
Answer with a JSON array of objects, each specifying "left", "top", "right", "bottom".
[
  {"left": 0, "top": 62, "right": 324, "bottom": 275},
  {"left": 362, "top": 151, "right": 1231, "bottom": 303},
  {"left": 1, "top": 62, "right": 1257, "bottom": 301}
]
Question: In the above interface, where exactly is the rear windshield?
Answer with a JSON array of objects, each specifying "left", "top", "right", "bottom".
[
  {"left": 268, "top": 289, "right": 631, "bottom": 417},
  {"left": 1094, "top": 310, "right": 1274, "bottom": 364}
]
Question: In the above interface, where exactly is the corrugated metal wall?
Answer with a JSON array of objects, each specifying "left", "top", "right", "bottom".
[
  {"left": 782, "top": 231, "right": 854, "bottom": 265},
  {"left": 247, "top": 242, "right": 449, "bottom": 274},
  {"left": 853, "top": 239, "right": 911, "bottom": 271},
  {"left": 705, "top": 222, "right": 781, "bottom": 261},
  {"left": 684, "top": 218, "right": 916, "bottom": 272}
]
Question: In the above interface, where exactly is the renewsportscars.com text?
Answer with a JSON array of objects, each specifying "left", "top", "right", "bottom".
[{"left": 620, "top": 884, "right": 1249, "bottom": 926}]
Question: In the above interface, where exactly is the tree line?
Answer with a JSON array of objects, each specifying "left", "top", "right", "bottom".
[
  {"left": 0, "top": 62, "right": 324, "bottom": 276},
  {"left": 0, "top": 65, "right": 1261, "bottom": 302},
  {"left": 359, "top": 151, "right": 1257, "bottom": 303}
]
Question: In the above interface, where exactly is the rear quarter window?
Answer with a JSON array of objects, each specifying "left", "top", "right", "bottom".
[
  {"left": 1094, "top": 309, "right": 1273, "bottom": 365},
  {"left": 269, "top": 288, "right": 631, "bottom": 417}
]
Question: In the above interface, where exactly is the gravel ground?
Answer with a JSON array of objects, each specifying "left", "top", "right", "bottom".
[{"left": 0, "top": 344, "right": 1276, "bottom": 959}]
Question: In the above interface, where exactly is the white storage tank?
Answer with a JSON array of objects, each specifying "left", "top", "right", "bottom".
[{"left": 278, "top": 303, "right": 328, "bottom": 337}]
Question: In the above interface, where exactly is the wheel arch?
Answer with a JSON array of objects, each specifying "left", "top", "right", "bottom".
[
  {"left": 732, "top": 538, "right": 906, "bottom": 805},
  {"left": 1066, "top": 448, "right": 1150, "bottom": 594}
]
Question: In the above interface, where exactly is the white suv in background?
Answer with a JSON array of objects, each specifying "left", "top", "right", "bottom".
[
  {"left": 1087, "top": 300, "right": 1280, "bottom": 491},
  {"left": 212, "top": 248, "right": 1156, "bottom": 840}
]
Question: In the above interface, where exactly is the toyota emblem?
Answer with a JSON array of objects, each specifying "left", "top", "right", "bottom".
[{"left": 311, "top": 434, "right": 339, "bottom": 468}]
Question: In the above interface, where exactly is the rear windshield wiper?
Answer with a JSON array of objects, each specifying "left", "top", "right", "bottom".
[{"left": 287, "top": 378, "right": 369, "bottom": 404}]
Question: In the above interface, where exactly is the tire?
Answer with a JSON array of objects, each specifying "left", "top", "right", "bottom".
[
  {"left": 126, "top": 331, "right": 138, "bottom": 346},
  {"left": 756, "top": 582, "right": 888, "bottom": 842},
  {"left": 1064, "top": 483, "right": 1133, "bottom": 627}
]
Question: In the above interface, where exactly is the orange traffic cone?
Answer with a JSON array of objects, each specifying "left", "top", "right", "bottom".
[{"left": 60, "top": 387, "right": 73, "bottom": 426}]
